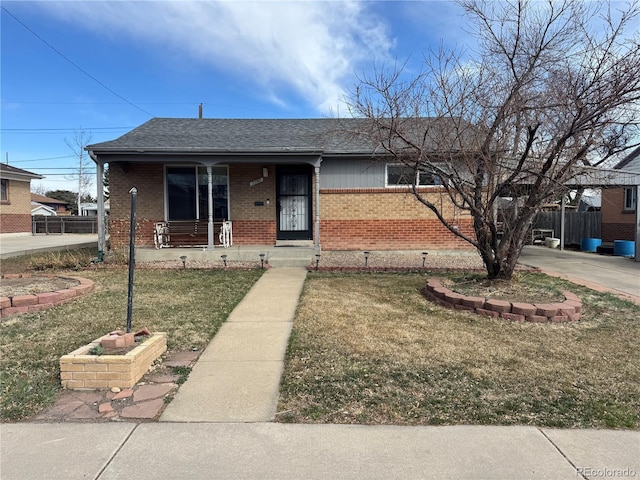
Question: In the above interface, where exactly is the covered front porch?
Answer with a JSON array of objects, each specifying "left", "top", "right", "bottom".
[{"left": 92, "top": 157, "right": 323, "bottom": 255}]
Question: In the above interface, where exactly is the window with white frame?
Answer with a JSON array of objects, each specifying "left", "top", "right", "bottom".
[
  {"left": 623, "top": 187, "right": 637, "bottom": 211},
  {"left": 166, "top": 166, "right": 229, "bottom": 221},
  {"left": 386, "top": 165, "right": 442, "bottom": 187}
]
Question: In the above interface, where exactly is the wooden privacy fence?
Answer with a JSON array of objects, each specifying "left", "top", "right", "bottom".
[
  {"left": 32, "top": 216, "right": 101, "bottom": 235},
  {"left": 532, "top": 211, "right": 601, "bottom": 246}
]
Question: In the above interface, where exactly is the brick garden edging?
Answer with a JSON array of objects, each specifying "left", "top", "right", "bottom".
[
  {"left": 0, "top": 274, "right": 94, "bottom": 317},
  {"left": 60, "top": 332, "right": 168, "bottom": 390},
  {"left": 422, "top": 277, "right": 582, "bottom": 323}
]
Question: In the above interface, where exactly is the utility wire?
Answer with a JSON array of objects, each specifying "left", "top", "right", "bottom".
[
  {"left": 8, "top": 155, "right": 75, "bottom": 163},
  {"left": 35, "top": 172, "right": 97, "bottom": 176},
  {"left": 2, "top": 127, "right": 133, "bottom": 132},
  {"left": 29, "top": 167, "right": 93, "bottom": 170},
  {"left": 1, "top": 6, "right": 154, "bottom": 117}
]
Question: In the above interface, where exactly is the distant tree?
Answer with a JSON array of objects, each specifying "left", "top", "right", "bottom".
[
  {"left": 65, "top": 129, "right": 93, "bottom": 216},
  {"left": 347, "top": 0, "right": 640, "bottom": 280},
  {"left": 31, "top": 183, "right": 48, "bottom": 196},
  {"left": 43, "top": 190, "right": 95, "bottom": 215},
  {"left": 45, "top": 190, "right": 78, "bottom": 214}
]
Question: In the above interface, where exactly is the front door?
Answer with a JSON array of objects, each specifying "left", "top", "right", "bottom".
[{"left": 276, "top": 165, "right": 312, "bottom": 240}]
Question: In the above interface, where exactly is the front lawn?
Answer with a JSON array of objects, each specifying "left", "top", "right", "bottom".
[
  {"left": 0, "top": 265, "right": 262, "bottom": 421},
  {"left": 278, "top": 272, "right": 640, "bottom": 428}
]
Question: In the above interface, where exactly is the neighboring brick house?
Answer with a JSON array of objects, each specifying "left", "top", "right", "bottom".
[
  {"left": 87, "top": 118, "right": 475, "bottom": 251},
  {"left": 0, "top": 164, "right": 43, "bottom": 235},
  {"left": 31, "top": 194, "right": 72, "bottom": 216},
  {"left": 601, "top": 147, "right": 639, "bottom": 242}
]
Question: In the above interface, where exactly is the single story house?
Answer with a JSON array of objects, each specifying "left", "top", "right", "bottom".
[
  {"left": 0, "top": 164, "right": 43, "bottom": 235},
  {"left": 31, "top": 194, "right": 72, "bottom": 216},
  {"left": 31, "top": 202, "right": 58, "bottom": 217},
  {"left": 86, "top": 118, "right": 478, "bottom": 252},
  {"left": 79, "top": 200, "right": 110, "bottom": 217},
  {"left": 601, "top": 146, "right": 639, "bottom": 242}
]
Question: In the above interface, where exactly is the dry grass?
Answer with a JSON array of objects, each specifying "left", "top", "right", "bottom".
[
  {"left": 278, "top": 272, "right": 640, "bottom": 428},
  {"left": 0, "top": 247, "right": 98, "bottom": 274},
  {"left": 443, "top": 271, "right": 565, "bottom": 304},
  {"left": 0, "top": 264, "right": 262, "bottom": 421}
]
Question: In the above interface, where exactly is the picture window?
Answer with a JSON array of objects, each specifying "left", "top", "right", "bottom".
[{"left": 386, "top": 165, "right": 442, "bottom": 187}]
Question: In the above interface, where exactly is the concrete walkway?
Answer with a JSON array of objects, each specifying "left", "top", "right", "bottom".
[{"left": 160, "top": 267, "right": 307, "bottom": 422}]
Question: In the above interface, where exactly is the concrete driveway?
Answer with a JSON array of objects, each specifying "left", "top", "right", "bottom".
[
  {"left": 0, "top": 234, "right": 98, "bottom": 260},
  {"left": 519, "top": 245, "right": 640, "bottom": 302}
]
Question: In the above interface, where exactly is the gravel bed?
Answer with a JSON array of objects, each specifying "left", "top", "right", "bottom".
[
  {"left": 137, "top": 260, "right": 259, "bottom": 270},
  {"left": 317, "top": 250, "right": 487, "bottom": 270},
  {"left": 136, "top": 250, "right": 501, "bottom": 271}
]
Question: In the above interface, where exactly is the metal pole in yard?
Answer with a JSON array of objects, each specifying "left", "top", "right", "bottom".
[
  {"left": 560, "top": 194, "right": 566, "bottom": 250},
  {"left": 126, "top": 187, "right": 137, "bottom": 333}
]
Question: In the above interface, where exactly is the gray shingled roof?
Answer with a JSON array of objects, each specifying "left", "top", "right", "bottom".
[
  {"left": 0, "top": 163, "right": 43, "bottom": 180},
  {"left": 614, "top": 145, "right": 640, "bottom": 174},
  {"left": 87, "top": 118, "right": 381, "bottom": 155}
]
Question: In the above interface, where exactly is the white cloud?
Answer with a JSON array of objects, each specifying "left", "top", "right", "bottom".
[{"left": 40, "top": 0, "right": 394, "bottom": 114}]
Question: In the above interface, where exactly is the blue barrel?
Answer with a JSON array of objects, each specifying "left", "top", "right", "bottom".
[
  {"left": 613, "top": 240, "right": 635, "bottom": 257},
  {"left": 580, "top": 238, "right": 602, "bottom": 252}
]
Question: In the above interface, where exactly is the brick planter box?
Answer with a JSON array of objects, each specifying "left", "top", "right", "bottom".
[{"left": 60, "top": 332, "right": 167, "bottom": 390}]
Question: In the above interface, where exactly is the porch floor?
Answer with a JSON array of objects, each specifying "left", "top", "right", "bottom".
[{"left": 135, "top": 245, "right": 316, "bottom": 268}]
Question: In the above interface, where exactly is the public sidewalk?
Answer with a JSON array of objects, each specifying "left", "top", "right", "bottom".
[{"left": 2, "top": 423, "right": 638, "bottom": 479}]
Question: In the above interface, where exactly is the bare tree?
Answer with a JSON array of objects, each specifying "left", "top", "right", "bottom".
[
  {"left": 348, "top": 0, "right": 640, "bottom": 279},
  {"left": 65, "top": 129, "right": 93, "bottom": 217},
  {"left": 31, "top": 183, "right": 49, "bottom": 196}
]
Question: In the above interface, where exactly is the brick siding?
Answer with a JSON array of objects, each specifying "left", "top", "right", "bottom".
[
  {"left": 109, "top": 163, "right": 164, "bottom": 247},
  {"left": 232, "top": 220, "right": 277, "bottom": 244},
  {"left": 0, "top": 179, "right": 33, "bottom": 234},
  {"left": 601, "top": 188, "right": 636, "bottom": 242},
  {"left": 601, "top": 223, "right": 636, "bottom": 242},
  {"left": 107, "top": 162, "right": 476, "bottom": 250},
  {"left": 229, "top": 164, "right": 276, "bottom": 221},
  {"left": 320, "top": 219, "right": 474, "bottom": 250},
  {"left": 319, "top": 189, "right": 475, "bottom": 250},
  {"left": 0, "top": 213, "right": 32, "bottom": 234}
]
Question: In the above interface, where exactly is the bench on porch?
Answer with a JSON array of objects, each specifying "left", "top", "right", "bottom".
[{"left": 154, "top": 220, "right": 232, "bottom": 248}]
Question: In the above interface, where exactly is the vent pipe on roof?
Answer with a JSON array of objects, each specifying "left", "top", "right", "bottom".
[{"left": 199, "top": 103, "right": 203, "bottom": 119}]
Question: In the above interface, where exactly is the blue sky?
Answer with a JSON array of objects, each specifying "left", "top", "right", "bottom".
[{"left": 1, "top": 0, "right": 469, "bottom": 195}]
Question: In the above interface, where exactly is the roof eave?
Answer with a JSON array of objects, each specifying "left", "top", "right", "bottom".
[
  {"left": 88, "top": 147, "right": 326, "bottom": 155},
  {"left": 0, "top": 171, "right": 44, "bottom": 181}
]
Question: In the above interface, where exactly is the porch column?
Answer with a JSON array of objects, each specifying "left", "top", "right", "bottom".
[
  {"left": 95, "top": 159, "right": 106, "bottom": 256},
  {"left": 314, "top": 164, "right": 321, "bottom": 252},
  {"left": 207, "top": 166, "right": 214, "bottom": 251}
]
